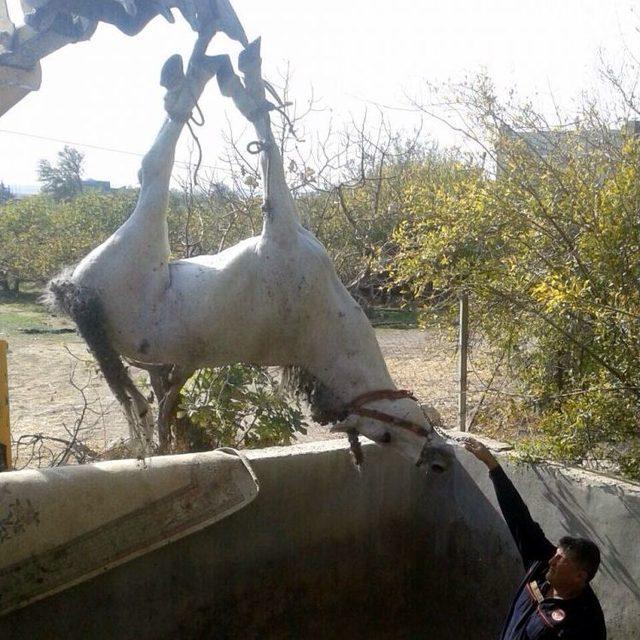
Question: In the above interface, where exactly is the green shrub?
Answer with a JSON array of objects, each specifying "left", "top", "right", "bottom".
[
  {"left": 177, "top": 364, "right": 307, "bottom": 450},
  {"left": 517, "top": 379, "right": 640, "bottom": 480},
  {"left": 389, "top": 77, "right": 640, "bottom": 480}
]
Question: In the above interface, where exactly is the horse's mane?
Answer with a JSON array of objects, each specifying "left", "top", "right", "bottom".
[{"left": 281, "top": 366, "right": 348, "bottom": 426}]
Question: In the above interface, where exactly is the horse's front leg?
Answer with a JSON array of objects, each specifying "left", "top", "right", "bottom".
[{"left": 144, "top": 364, "right": 193, "bottom": 453}]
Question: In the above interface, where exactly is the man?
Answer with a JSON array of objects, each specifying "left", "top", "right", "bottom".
[{"left": 463, "top": 437, "right": 606, "bottom": 639}]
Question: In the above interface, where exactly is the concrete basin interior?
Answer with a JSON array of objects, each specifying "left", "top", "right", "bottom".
[{"left": 1, "top": 440, "right": 638, "bottom": 639}]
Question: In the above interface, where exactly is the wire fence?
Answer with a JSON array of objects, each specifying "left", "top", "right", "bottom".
[{"left": 376, "top": 301, "right": 511, "bottom": 434}]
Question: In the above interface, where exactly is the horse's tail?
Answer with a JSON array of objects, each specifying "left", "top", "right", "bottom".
[{"left": 45, "top": 275, "right": 153, "bottom": 446}]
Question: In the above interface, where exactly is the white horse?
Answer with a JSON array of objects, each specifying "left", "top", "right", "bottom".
[{"left": 48, "top": 19, "right": 453, "bottom": 473}]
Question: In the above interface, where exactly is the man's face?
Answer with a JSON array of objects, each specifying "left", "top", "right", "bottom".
[{"left": 546, "top": 547, "right": 586, "bottom": 591}]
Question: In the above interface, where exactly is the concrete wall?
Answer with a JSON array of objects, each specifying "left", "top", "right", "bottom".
[{"left": 1, "top": 440, "right": 638, "bottom": 639}]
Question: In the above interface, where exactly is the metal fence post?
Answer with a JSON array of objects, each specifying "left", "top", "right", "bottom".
[
  {"left": 458, "top": 293, "right": 469, "bottom": 432},
  {"left": 0, "top": 339, "right": 11, "bottom": 470}
]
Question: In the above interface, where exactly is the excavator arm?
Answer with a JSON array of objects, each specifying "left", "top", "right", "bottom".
[
  {"left": 0, "top": 0, "right": 84, "bottom": 117},
  {"left": 0, "top": 0, "right": 247, "bottom": 118}
]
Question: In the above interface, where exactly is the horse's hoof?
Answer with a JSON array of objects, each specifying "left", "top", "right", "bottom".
[{"left": 160, "top": 54, "right": 184, "bottom": 90}]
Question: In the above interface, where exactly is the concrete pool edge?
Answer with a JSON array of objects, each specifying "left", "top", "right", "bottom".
[{"left": 1, "top": 437, "right": 638, "bottom": 638}]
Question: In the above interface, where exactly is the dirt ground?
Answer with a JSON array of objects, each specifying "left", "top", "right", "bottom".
[{"left": 4, "top": 320, "right": 486, "bottom": 468}]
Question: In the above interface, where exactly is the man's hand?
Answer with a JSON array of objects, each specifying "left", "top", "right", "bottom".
[{"left": 462, "top": 437, "right": 500, "bottom": 471}]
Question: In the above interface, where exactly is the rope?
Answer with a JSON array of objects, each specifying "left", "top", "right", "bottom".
[
  {"left": 185, "top": 97, "right": 206, "bottom": 186},
  {"left": 345, "top": 389, "right": 428, "bottom": 437},
  {"left": 433, "top": 424, "right": 466, "bottom": 447},
  {"left": 347, "top": 429, "right": 363, "bottom": 466},
  {"left": 263, "top": 79, "right": 299, "bottom": 140},
  {"left": 216, "top": 447, "right": 260, "bottom": 490},
  {"left": 348, "top": 388, "right": 418, "bottom": 408},
  {"left": 246, "top": 140, "right": 270, "bottom": 155},
  {"left": 190, "top": 101, "right": 205, "bottom": 127},
  {"left": 246, "top": 139, "right": 273, "bottom": 215}
]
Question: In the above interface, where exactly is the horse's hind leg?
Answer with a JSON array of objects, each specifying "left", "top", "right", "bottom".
[{"left": 147, "top": 364, "right": 193, "bottom": 453}]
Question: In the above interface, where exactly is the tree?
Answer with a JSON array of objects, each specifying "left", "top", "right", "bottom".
[
  {"left": 37, "top": 146, "right": 85, "bottom": 201},
  {"left": 177, "top": 364, "right": 307, "bottom": 451},
  {"left": 390, "top": 75, "right": 640, "bottom": 480},
  {"left": 0, "top": 195, "right": 55, "bottom": 292},
  {"left": 296, "top": 117, "right": 432, "bottom": 307},
  {"left": 0, "top": 181, "right": 13, "bottom": 204},
  {"left": 0, "top": 190, "right": 136, "bottom": 290},
  {"left": 198, "top": 68, "right": 434, "bottom": 306}
]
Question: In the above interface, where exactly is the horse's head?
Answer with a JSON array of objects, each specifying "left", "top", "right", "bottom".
[
  {"left": 334, "top": 390, "right": 455, "bottom": 474},
  {"left": 283, "top": 367, "right": 454, "bottom": 473}
]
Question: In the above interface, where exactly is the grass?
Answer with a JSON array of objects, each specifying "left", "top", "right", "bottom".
[
  {"left": 0, "top": 288, "right": 70, "bottom": 336},
  {"left": 368, "top": 307, "right": 419, "bottom": 329}
]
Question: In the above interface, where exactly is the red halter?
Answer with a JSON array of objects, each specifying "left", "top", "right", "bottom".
[{"left": 344, "top": 389, "right": 431, "bottom": 437}]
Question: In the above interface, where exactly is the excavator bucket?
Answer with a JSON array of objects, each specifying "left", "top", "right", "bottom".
[{"left": 0, "top": 448, "right": 259, "bottom": 616}]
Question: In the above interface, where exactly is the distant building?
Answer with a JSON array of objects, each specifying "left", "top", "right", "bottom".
[
  {"left": 496, "top": 120, "right": 640, "bottom": 176},
  {"left": 81, "top": 179, "right": 111, "bottom": 192}
]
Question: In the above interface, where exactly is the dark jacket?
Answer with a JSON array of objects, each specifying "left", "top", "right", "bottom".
[{"left": 490, "top": 465, "right": 606, "bottom": 640}]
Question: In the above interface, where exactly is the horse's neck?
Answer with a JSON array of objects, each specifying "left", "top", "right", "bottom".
[{"left": 305, "top": 302, "right": 396, "bottom": 398}]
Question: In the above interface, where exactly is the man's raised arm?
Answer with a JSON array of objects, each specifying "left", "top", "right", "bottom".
[{"left": 464, "top": 438, "right": 556, "bottom": 569}]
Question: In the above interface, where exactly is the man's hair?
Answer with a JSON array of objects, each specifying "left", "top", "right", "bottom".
[{"left": 559, "top": 536, "right": 601, "bottom": 582}]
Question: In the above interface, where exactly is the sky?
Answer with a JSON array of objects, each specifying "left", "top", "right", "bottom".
[{"left": 0, "top": 0, "right": 638, "bottom": 192}]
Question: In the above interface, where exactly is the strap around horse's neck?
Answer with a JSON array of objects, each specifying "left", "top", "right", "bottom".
[{"left": 344, "top": 389, "right": 430, "bottom": 438}]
